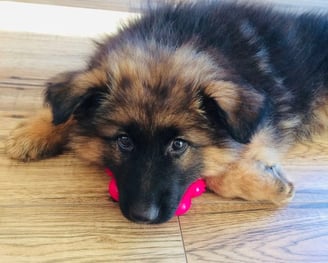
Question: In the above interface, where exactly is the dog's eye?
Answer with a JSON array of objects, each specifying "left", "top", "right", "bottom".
[
  {"left": 117, "top": 135, "right": 134, "bottom": 152},
  {"left": 169, "top": 138, "right": 189, "bottom": 155}
]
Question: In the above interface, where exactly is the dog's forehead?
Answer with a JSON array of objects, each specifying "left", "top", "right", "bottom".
[
  {"left": 106, "top": 85, "right": 202, "bottom": 131},
  {"left": 106, "top": 42, "right": 220, "bottom": 92},
  {"left": 90, "top": 42, "right": 232, "bottom": 143},
  {"left": 100, "top": 44, "right": 217, "bottom": 125}
]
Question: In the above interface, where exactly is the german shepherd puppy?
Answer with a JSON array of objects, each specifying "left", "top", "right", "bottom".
[{"left": 6, "top": 2, "right": 328, "bottom": 223}]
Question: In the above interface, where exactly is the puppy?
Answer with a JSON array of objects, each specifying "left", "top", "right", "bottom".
[{"left": 6, "top": 2, "right": 328, "bottom": 223}]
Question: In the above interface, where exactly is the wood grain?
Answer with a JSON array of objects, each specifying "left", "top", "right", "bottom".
[{"left": 1, "top": 2, "right": 328, "bottom": 262}]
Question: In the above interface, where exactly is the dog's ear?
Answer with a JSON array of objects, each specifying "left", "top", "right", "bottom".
[
  {"left": 45, "top": 70, "right": 109, "bottom": 125},
  {"left": 201, "top": 81, "right": 268, "bottom": 143}
]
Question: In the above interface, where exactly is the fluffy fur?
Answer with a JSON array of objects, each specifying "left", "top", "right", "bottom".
[{"left": 6, "top": 2, "right": 328, "bottom": 223}]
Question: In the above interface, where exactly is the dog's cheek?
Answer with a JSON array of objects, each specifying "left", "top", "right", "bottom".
[
  {"left": 174, "top": 147, "right": 204, "bottom": 185},
  {"left": 70, "top": 135, "right": 114, "bottom": 166},
  {"left": 201, "top": 145, "right": 240, "bottom": 177}
]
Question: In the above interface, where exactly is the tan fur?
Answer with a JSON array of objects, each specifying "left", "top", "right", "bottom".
[
  {"left": 205, "top": 81, "right": 241, "bottom": 116},
  {"left": 48, "top": 68, "right": 109, "bottom": 99},
  {"left": 109, "top": 43, "right": 226, "bottom": 89},
  {"left": 205, "top": 162, "right": 294, "bottom": 204},
  {"left": 70, "top": 136, "right": 109, "bottom": 166},
  {"left": 100, "top": 44, "right": 228, "bottom": 130},
  {"left": 6, "top": 108, "right": 74, "bottom": 161},
  {"left": 204, "top": 127, "right": 294, "bottom": 203},
  {"left": 204, "top": 79, "right": 267, "bottom": 134},
  {"left": 312, "top": 96, "right": 328, "bottom": 132},
  {"left": 202, "top": 145, "right": 241, "bottom": 177},
  {"left": 74, "top": 68, "right": 109, "bottom": 90}
]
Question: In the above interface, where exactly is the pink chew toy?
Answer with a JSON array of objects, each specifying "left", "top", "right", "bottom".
[{"left": 105, "top": 168, "right": 206, "bottom": 216}]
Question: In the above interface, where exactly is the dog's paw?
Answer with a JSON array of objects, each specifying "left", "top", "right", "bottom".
[
  {"left": 239, "top": 161, "right": 295, "bottom": 204},
  {"left": 206, "top": 160, "right": 294, "bottom": 204},
  {"left": 262, "top": 164, "right": 294, "bottom": 204},
  {"left": 6, "top": 121, "right": 53, "bottom": 161},
  {"left": 5, "top": 110, "right": 71, "bottom": 161}
]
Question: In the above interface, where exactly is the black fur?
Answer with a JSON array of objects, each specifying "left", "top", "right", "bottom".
[{"left": 80, "top": 2, "right": 328, "bottom": 142}]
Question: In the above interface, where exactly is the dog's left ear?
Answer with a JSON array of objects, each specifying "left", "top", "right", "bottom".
[
  {"left": 202, "top": 80, "right": 268, "bottom": 143},
  {"left": 45, "top": 69, "right": 109, "bottom": 125}
]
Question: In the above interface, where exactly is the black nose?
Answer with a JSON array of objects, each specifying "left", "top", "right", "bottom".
[{"left": 129, "top": 203, "right": 159, "bottom": 223}]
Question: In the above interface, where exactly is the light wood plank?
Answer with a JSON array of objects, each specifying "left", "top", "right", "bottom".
[
  {"left": 0, "top": 32, "right": 92, "bottom": 80},
  {"left": 180, "top": 203, "right": 328, "bottom": 262}
]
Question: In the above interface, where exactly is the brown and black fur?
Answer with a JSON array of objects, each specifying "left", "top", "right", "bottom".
[{"left": 6, "top": 2, "right": 328, "bottom": 223}]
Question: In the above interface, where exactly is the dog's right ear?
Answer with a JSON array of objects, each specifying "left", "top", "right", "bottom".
[
  {"left": 45, "top": 69, "right": 109, "bottom": 125},
  {"left": 201, "top": 80, "right": 268, "bottom": 144}
]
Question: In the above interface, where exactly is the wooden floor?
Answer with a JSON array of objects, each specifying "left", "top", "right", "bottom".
[{"left": 1, "top": 1, "right": 328, "bottom": 262}]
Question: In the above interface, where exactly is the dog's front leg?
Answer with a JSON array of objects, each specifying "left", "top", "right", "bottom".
[
  {"left": 6, "top": 108, "right": 74, "bottom": 161},
  {"left": 204, "top": 128, "right": 295, "bottom": 204},
  {"left": 205, "top": 161, "right": 294, "bottom": 204}
]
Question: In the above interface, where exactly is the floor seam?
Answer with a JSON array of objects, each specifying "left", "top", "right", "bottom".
[{"left": 178, "top": 216, "right": 189, "bottom": 263}]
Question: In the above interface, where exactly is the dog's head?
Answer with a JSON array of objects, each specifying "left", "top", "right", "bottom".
[{"left": 45, "top": 43, "right": 266, "bottom": 223}]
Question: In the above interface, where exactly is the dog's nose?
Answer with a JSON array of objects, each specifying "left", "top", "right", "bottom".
[{"left": 129, "top": 203, "right": 159, "bottom": 223}]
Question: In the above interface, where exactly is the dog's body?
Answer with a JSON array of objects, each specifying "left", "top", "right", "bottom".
[{"left": 6, "top": 2, "right": 328, "bottom": 223}]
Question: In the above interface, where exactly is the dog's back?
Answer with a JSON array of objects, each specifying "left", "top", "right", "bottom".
[{"left": 90, "top": 2, "right": 328, "bottom": 142}]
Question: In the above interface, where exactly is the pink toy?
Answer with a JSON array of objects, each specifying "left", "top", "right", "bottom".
[{"left": 105, "top": 168, "right": 206, "bottom": 216}]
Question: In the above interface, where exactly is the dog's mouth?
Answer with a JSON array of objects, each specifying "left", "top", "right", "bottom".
[
  {"left": 105, "top": 169, "right": 206, "bottom": 224},
  {"left": 106, "top": 168, "right": 175, "bottom": 223}
]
